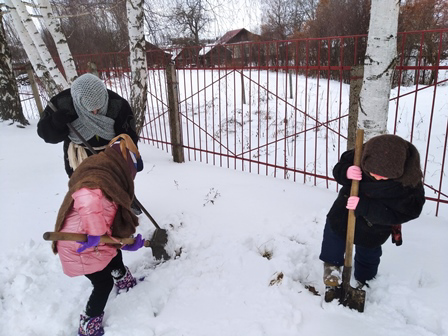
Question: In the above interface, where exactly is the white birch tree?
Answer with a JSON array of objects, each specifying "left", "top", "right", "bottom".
[
  {"left": 10, "top": 0, "right": 68, "bottom": 91},
  {"left": 38, "top": 0, "right": 77, "bottom": 84},
  {"left": 357, "top": 0, "right": 400, "bottom": 141},
  {"left": 0, "top": 8, "right": 29, "bottom": 126},
  {"left": 4, "top": 0, "right": 60, "bottom": 97},
  {"left": 127, "top": 0, "right": 148, "bottom": 134}
]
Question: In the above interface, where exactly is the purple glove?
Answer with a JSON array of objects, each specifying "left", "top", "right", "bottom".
[
  {"left": 77, "top": 235, "right": 101, "bottom": 253},
  {"left": 122, "top": 234, "right": 145, "bottom": 251},
  {"left": 347, "top": 165, "right": 362, "bottom": 180},
  {"left": 346, "top": 196, "right": 360, "bottom": 210}
]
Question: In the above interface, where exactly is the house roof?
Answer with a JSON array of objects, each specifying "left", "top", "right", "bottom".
[
  {"left": 215, "top": 28, "right": 247, "bottom": 45},
  {"left": 199, "top": 28, "right": 258, "bottom": 56}
]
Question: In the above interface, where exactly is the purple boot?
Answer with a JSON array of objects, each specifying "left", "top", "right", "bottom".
[
  {"left": 114, "top": 266, "right": 137, "bottom": 293},
  {"left": 78, "top": 312, "right": 104, "bottom": 336}
]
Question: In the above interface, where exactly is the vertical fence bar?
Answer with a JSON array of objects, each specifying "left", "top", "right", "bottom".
[
  {"left": 266, "top": 44, "right": 270, "bottom": 176},
  {"left": 274, "top": 41, "right": 279, "bottom": 178},
  {"left": 204, "top": 50, "right": 208, "bottom": 164},
  {"left": 325, "top": 38, "right": 331, "bottom": 188},
  {"left": 435, "top": 120, "right": 448, "bottom": 216},
  {"left": 196, "top": 50, "right": 202, "bottom": 162},
  {"left": 182, "top": 63, "right": 191, "bottom": 160},
  {"left": 153, "top": 66, "right": 163, "bottom": 150},
  {"left": 257, "top": 43, "right": 262, "bottom": 175},
  {"left": 160, "top": 67, "right": 169, "bottom": 149},
  {"left": 248, "top": 43, "right": 253, "bottom": 173},
  {"left": 314, "top": 39, "right": 321, "bottom": 186},
  {"left": 284, "top": 41, "right": 289, "bottom": 179},
  {"left": 293, "top": 41, "right": 299, "bottom": 182},
  {"left": 338, "top": 38, "right": 344, "bottom": 168},
  {"left": 304, "top": 39, "right": 309, "bottom": 184},
  {"left": 146, "top": 69, "right": 156, "bottom": 146},
  {"left": 233, "top": 53, "right": 237, "bottom": 170},
  {"left": 211, "top": 51, "right": 215, "bottom": 166},
  {"left": 394, "top": 32, "right": 407, "bottom": 135}
]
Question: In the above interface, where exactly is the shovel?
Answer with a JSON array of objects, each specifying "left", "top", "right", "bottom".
[
  {"left": 43, "top": 231, "right": 168, "bottom": 258},
  {"left": 43, "top": 231, "right": 152, "bottom": 247},
  {"left": 326, "top": 129, "right": 366, "bottom": 312}
]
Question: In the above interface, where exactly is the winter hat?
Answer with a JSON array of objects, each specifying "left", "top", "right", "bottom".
[
  {"left": 108, "top": 134, "right": 143, "bottom": 180},
  {"left": 361, "top": 134, "right": 408, "bottom": 179},
  {"left": 361, "top": 134, "right": 423, "bottom": 186},
  {"left": 71, "top": 73, "right": 108, "bottom": 112},
  {"left": 68, "top": 73, "right": 115, "bottom": 144}
]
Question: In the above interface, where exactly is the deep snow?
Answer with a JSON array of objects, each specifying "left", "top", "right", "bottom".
[{"left": 0, "top": 120, "right": 447, "bottom": 336}]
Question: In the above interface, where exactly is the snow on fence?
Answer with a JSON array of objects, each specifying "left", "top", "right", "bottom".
[{"left": 16, "top": 29, "right": 448, "bottom": 217}]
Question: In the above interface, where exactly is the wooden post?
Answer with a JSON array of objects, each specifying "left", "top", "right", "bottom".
[
  {"left": 166, "top": 63, "right": 185, "bottom": 163},
  {"left": 347, "top": 65, "right": 364, "bottom": 150},
  {"left": 26, "top": 63, "right": 43, "bottom": 116}
]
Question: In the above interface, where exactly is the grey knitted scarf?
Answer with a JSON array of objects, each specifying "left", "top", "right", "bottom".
[{"left": 68, "top": 73, "right": 116, "bottom": 144}]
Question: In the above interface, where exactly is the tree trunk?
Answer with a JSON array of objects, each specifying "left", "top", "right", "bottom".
[
  {"left": 10, "top": 0, "right": 68, "bottom": 92},
  {"left": 127, "top": 0, "right": 148, "bottom": 135},
  {"left": 4, "top": 0, "right": 60, "bottom": 97},
  {"left": 357, "top": 0, "right": 399, "bottom": 141},
  {"left": 39, "top": 0, "right": 78, "bottom": 84},
  {"left": 0, "top": 11, "right": 29, "bottom": 126}
]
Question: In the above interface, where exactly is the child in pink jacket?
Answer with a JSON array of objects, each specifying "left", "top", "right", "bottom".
[{"left": 53, "top": 134, "right": 144, "bottom": 336}]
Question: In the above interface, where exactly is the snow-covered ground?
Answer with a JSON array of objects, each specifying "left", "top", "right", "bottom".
[{"left": 0, "top": 120, "right": 447, "bottom": 336}]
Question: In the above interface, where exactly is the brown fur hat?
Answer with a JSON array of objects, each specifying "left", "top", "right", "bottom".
[{"left": 361, "top": 134, "right": 423, "bottom": 187}]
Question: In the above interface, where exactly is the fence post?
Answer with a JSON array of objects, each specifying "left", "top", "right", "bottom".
[
  {"left": 166, "top": 62, "right": 185, "bottom": 163},
  {"left": 347, "top": 65, "right": 364, "bottom": 150},
  {"left": 26, "top": 63, "right": 43, "bottom": 116}
]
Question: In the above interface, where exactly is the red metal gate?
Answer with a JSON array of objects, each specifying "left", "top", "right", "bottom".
[{"left": 138, "top": 30, "right": 448, "bottom": 216}]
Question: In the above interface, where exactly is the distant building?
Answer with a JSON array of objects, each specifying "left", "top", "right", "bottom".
[
  {"left": 215, "top": 28, "right": 261, "bottom": 45},
  {"left": 145, "top": 41, "right": 172, "bottom": 68},
  {"left": 200, "top": 28, "right": 261, "bottom": 67}
]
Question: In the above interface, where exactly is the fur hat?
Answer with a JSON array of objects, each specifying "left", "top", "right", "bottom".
[{"left": 361, "top": 134, "right": 423, "bottom": 187}]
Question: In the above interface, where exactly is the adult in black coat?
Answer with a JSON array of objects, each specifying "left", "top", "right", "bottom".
[
  {"left": 37, "top": 73, "right": 139, "bottom": 177},
  {"left": 320, "top": 134, "right": 425, "bottom": 286}
]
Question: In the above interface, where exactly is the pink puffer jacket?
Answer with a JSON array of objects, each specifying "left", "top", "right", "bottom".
[{"left": 57, "top": 187, "right": 118, "bottom": 277}]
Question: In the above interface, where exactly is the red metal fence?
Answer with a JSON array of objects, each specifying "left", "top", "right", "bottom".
[{"left": 17, "top": 29, "right": 448, "bottom": 217}]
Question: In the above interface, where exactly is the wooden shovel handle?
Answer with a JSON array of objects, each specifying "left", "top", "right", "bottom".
[
  {"left": 344, "top": 129, "right": 364, "bottom": 268},
  {"left": 43, "top": 232, "right": 151, "bottom": 247}
]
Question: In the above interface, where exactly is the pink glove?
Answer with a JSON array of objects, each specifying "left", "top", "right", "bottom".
[
  {"left": 346, "top": 196, "right": 360, "bottom": 210},
  {"left": 347, "top": 165, "right": 362, "bottom": 180}
]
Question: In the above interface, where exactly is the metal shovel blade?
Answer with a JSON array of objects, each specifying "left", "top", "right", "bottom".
[
  {"left": 325, "top": 284, "right": 366, "bottom": 312},
  {"left": 340, "top": 285, "right": 366, "bottom": 313},
  {"left": 325, "top": 266, "right": 366, "bottom": 312},
  {"left": 150, "top": 228, "right": 171, "bottom": 260}
]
